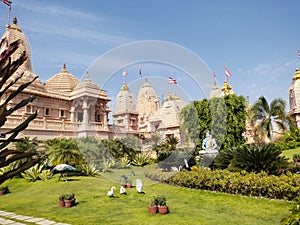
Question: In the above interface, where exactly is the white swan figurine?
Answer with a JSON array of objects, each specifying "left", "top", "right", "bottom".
[
  {"left": 107, "top": 186, "right": 116, "bottom": 197},
  {"left": 120, "top": 186, "right": 126, "bottom": 195}
]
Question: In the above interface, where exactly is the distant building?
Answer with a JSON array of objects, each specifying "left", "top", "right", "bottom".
[{"left": 289, "top": 68, "right": 300, "bottom": 128}]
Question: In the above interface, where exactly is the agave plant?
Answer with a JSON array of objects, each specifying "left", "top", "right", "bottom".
[
  {"left": 132, "top": 153, "right": 150, "bottom": 167},
  {"left": 80, "top": 163, "right": 99, "bottom": 176}
]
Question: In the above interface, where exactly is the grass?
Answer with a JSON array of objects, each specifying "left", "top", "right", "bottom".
[
  {"left": 0, "top": 171, "right": 293, "bottom": 225},
  {"left": 282, "top": 147, "right": 300, "bottom": 160}
]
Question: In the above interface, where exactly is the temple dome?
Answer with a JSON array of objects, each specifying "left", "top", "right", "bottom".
[
  {"left": 114, "top": 83, "right": 136, "bottom": 114},
  {"left": 45, "top": 64, "right": 79, "bottom": 92}
]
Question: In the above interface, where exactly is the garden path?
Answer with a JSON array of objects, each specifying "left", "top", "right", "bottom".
[{"left": 0, "top": 210, "right": 70, "bottom": 225}]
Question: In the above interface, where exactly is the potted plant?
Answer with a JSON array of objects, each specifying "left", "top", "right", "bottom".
[
  {"left": 157, "top": 195, "right": 168, "bottom": 214},
  {"left": 64, "top": 193, "right": 75, "bottom": 208},
  {"left": 58, "top": 194, "right": 65, "bottom": 207},
  {"left": 0, "top": 186, "right": 9, "bottom": 195},
  {"left": 148, "top": 196, "right": 158, "bottom": 215}
]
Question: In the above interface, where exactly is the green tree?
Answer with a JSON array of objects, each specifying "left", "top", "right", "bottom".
[
  {"left": 251, "top": 96, "right": 289, "bottom": 142},
  {"left": 0, "top": 37, "right": 42, "bottom": 185},
  {"left": 46, "top": 138, "right": 83, "bottom": 166},
  {"left": 181, "top": 94, "right": 246, "bottom": 150}
]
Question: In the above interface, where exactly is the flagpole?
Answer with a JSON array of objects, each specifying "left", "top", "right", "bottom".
[{"left": 7, "top": 4, "right": 11, "bottom": 26}]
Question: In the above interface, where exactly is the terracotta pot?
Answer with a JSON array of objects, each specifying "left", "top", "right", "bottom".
[
  {"left": 0, "top": 190, "right": 6, "bottom": 195},
  {"left": 64, "top": 200, "right": 73, "bottom": 208},
  {"left": 148, "top": 205, "right": 158, "bottom": 215},
  {"left": 58, "top": 200, "right": 65, "bottom": 207},
  {"left": 126, "top": 183, "right": 132, "bottom": 188},
  {"left": 158, "top": 206, "right": 168, "bottom": 214}
]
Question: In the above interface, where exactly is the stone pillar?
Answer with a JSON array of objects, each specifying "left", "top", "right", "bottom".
[
  {"left": 70, "top": 106, "right": 75, "bottom": 122},
  {"left": 83, "top": 100, "right": 89, "bottom": 126}
]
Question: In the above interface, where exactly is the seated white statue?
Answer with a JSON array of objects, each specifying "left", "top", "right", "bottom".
[{"left": 199, "top": 131, "right": 218, "bottom": 154}]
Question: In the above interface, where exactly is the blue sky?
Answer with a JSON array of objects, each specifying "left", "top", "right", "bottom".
[{"left": 0, "top": 0, "right": 300, "bottom": 108}]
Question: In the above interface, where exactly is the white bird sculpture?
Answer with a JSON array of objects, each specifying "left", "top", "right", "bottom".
[
  {"left": 107, "top": 186, "right": 116, "bottom": 197},
  {"left": 136, "top": 179, "right": 143, "bottom": 193},
  {"left": 120, "top": 186, "right": 126, "bottom": 195}
]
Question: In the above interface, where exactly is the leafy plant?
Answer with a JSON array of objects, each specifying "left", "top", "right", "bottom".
[
  {"left": 80, "top": 163, "right": 99, "bottom": 176},
  {"left": 150, "top": 196, "right": 159, "bottom": 206},
  {"left": 64, "top": 193, "right": 75, "bottom": 200},
  {"left": 131, "top": 153, "right": 149, "bottom": 166},
  {"left": 21, "top": 164, "right": 41, "bottom": 182},
  {"left": 214, "top": 143, "right": 289, "bottom": 174},
  {"left": 157, "top": 195, "right": 167, "bottom": 206},
  {"left": 39, "top": 169, "right": 51, "bottom": 181},
  {"left": 119, "top": 155, "right": 130, "bottom": 168},
  {"left": 58, "top": 194, "right": 65, "bottom": 201}
]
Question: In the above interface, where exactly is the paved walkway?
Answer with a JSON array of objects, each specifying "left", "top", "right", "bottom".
[{"left": 0, "top": 210, "right": 70, "bottom": 225}]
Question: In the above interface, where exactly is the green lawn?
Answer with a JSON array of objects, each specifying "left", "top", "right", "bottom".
[
  {"left": 282, "top": 147, "right": 300, "bottom": 160},
  {"left": 0, "top": 173, "right": 292, "bottom": 225}
]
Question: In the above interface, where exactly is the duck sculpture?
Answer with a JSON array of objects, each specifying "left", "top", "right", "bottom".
[{"left": 107, "top": 186, "right": 116, "bottom": 197}]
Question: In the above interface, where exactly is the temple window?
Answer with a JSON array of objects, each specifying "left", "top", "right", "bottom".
[
  {"left": 60, "top": 110, "right": 65, "bottom": 117},
  {"left": 25, "top": 105, "right": 32, "bottom": 113},
  {"left": 45, "top": 108, "right": 50, "bottom": 116}
]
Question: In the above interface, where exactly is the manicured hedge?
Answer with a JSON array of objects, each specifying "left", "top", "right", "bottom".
[{"left": 159, "top": 169, "right": 300, "bottom": 200}]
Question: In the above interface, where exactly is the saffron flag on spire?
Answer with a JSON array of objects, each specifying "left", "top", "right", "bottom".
[
  {"left": 212, "top": 72, "right": 216, "bottom": 78},
  {"left": 297, "top": 50, "right": 300, "bottom": 59},
  {"left": 1, "top": 0, "right": 11, "bottom": 6},
  {"left": 224, "top": 66, "right": 232, "bottom": 78},
  {"left": 168, "top": 77, "right": 177, "bottom": 84},
  {"left": 122, "top": 70, "right": 127, "bottom": 77}
]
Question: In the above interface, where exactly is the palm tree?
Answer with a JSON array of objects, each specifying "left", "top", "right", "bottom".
[
  {"left": 251, "top": 96, "right": 288, "bottom": 142},
  {"left": 46, "top": 138, "right": 83, "bottom": 166},
  {"left": 149, "top": 132, "right": 163, "bottom": 156},
  {"left": 165, "top": 136, "right": 179, "bottom": 151}
]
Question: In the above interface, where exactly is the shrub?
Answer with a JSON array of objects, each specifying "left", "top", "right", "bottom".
[
  {"left": 164, "top": 169, "right": 300, "bottom": 200},
  {"left": 281, "top": 196, "right": 300, "bottom": 224},
  {"left": 214, "top": 144, "right": 289, "bottom": 174}
]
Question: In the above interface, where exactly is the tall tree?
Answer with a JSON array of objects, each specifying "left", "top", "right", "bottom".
[
  {"left": 251, "top": 96, "right": 288, "bottom": 142},
  {"left": 180, "top": 94, "right": 246, "bottom": 150},
  {"left": 0, "top": 37, "right": 42, "bottom": 185}
]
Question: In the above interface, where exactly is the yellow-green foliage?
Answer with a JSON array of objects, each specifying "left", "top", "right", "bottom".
[{"left": 164, "top": 169, "right": 300, "bottom": 200}]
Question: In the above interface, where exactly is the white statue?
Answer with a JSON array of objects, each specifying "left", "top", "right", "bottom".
[{"left": 199, "top": 131, "right": 218, "bottom": 154}]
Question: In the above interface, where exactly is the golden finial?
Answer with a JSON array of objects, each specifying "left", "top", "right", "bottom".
[
  {"left": 121, "top": 82, "right": 128, "bottom": 91},
  {"left": 292, "top": 68, "right": 300, "bottom": 81}
]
